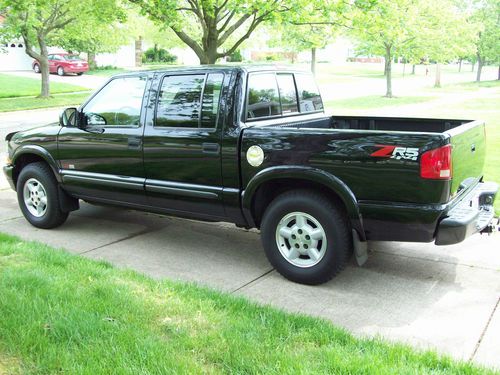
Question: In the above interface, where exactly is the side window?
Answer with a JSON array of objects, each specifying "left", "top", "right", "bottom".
[
  {"left": 277, "top": 74, "right": 299, "bottom": 114},
  {"left": 155, "top": 75, "right": 204, "bottom": 128},
  {"left": 201, "top": 73, "right": 224, "bottom": 128},
  {"left": 295, "top": 73, "right": 324, "bottom": 113},
  {"left": 83, "top": 76, "right": 147, "bottom": 126},
  {"left": 247, "top": 73, "right": 281, "bottom": 119}
]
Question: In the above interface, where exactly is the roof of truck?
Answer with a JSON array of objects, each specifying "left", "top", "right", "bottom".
[{"left": 115, "top": 64, "right": 312, "bottom": 77}]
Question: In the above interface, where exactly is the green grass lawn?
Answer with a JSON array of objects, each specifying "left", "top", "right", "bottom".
[
  {"left": 0, "top": 233, "right": 494, "bottom": 374},
  {"left": 0, "top": 92, "right": 92, "bottom": 112},
  {"left": 0, "top": 73, "right": 88, "bottom": 99},
  {"left": 86, "top": 68, "right": 127, "bottom": 76}
]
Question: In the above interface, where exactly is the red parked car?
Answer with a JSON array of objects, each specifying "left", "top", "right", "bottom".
[{"left": 32, "top": 53, "right": 89, "bottom": 76}]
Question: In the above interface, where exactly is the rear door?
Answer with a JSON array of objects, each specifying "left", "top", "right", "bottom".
[{"left": 142, "top": 71, "right": 227, "bottom": 219}]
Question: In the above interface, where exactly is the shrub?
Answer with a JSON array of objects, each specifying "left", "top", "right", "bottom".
[{"left": 143, "top": 46, "right": 177, "bottom": 64}]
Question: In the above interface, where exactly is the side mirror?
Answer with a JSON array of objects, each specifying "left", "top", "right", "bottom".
[{"left": 59, "top": 108, "right": 78, "bottom": 127}]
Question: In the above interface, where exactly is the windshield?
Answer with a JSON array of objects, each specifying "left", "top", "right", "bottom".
[{"left": 63, "top": 55, "right": 83, "bottom": 61}]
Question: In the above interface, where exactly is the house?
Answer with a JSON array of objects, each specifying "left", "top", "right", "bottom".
[{"left": 0, "top": 15, "right": 33, "bottom": 71}]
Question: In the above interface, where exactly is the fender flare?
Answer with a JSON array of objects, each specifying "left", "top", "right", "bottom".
[
  {"left": 242, "top": 166, "right": 365, "bottom": 239},
  {"left": 12, "top": 145, "right": 62, "bottom": 183}
]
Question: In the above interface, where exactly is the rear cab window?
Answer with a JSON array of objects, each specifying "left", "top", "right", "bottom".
[
  {"left": 245, "top": 71, "right": 323, "bottom": 121},
  {"left": 155, "top": 73, "right": 225, "bottom": 129}
]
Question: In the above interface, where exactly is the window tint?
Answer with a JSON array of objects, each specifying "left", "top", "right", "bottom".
[
  {"left": 83, "top": 76, "right": 147, "bottom": 126},
  {"left": 201, "top": 73, "right": 224, "bottom": 128},
  {"left": 277, "top": 74, "right": 298, "bottom": 114},
  {"left": 156, "top": 75, "right": 204, "bottom": 128},
  {"left": 295, "top": 73, "right": 323, "bottom": 112},
  {"left": 247, "top": 73, "right": 281, "bottom": 119}
]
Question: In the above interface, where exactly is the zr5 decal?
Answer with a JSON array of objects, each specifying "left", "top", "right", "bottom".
[{"left": 371, "top": 145, "right": 419, "bottom": 161}]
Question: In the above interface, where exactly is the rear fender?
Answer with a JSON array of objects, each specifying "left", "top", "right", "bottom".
[{"left": 242, "top": 166, "right": 365, "bottom": 239}]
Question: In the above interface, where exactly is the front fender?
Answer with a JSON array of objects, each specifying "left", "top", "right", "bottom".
[
  {"left": 242, "top": 166, "right": 365, "bottom": 239},
  {"left": 12, "top": 145, "right": 61, "bottom": 183}
]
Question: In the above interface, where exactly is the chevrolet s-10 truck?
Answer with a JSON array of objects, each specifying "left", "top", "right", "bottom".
[{"left": 3, "top": 66, "right": 498, "bottom": 284}]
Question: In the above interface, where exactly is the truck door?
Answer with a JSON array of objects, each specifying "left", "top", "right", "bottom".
[
  {"left": 142, "top": 71, "right": 227, "bottom": 219},
  {"left": 57, "top": 74, "right": 149, "bottom": 204}
]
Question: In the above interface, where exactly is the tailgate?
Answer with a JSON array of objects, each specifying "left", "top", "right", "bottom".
[{"left": 447, "top": 120, "right": 486, "bottom": 195}]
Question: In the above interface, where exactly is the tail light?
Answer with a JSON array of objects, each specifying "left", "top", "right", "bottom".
[{"left": 420, "top": 144, "right": 452, "bottom": 180}]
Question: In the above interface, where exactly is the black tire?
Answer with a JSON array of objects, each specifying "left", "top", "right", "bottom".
[
  {"left": 33, "top": 64, "right": 40, "bottom": 73},
  {"left": 57, "top": 66, "right": 65, "bottom": 76},
  {"left": 16, "top": 162, "right": 69, "bottom": 229},
  {"left": 76, "top": 72, "right": 84, "bottom": 76},
  {"left": 261, "top": 190, "right": 352, "bottom": 285}
]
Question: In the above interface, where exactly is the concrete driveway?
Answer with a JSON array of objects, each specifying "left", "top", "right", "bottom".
[{"left": 0, "top": 179, "right": 498, "bottom": 369}]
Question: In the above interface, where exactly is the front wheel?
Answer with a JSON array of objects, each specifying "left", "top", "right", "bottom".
[
  {"left": 261, "top": 190, "right": 352, "bottom": 285},
  {"left": 33, "top": 64, "right": 40, "bottom": 73},
  {"left": 17, "top": 162, "right": 69, "bottom": 229},
  {"left": 57, "top": 66, "right": 65, "bottom": 76}
]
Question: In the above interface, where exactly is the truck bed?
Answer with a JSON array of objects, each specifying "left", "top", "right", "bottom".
[{"left": 274, "top": 115, "right": 472, "bottom": 133}]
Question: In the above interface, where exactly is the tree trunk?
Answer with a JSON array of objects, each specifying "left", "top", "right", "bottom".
[
  {"left": 311, "top": 47, "right": 317, "bottom": 75},
  {"left": 135, "top": 37, "right": 143, "bottom": 67},
  {"left": 402, "top": 62, "right": 406, "bottom": 77},
  {"left": 412, "top": 64, "right": 416, "bottom": 75},
  {"left": 471, "top": 62, "right": 475, "bottom": 72},
  {"left": 87, "top": 52, "right": 96, "bottom": 70},
  {"left": 37, "top": 36, "right": 50, "bottom": 98},
  {"left": 458, "top": 58, "right": 462, "bottom": 72},
  {"left": 476, "top": 54, "right": 483, "bottom": 82},
  {"left": 39, "top": 60, "right": 50, "bottom": 98},
  {"left": 434, "top": 63, "right": 441, "bottom": 88},
  {"left": 498, "top": 65, "right": 500, "bottom": 80},
  {"left": 384, "top": 57, "right": 389, "bottom": 76},
  {"left": 385, "top": 45, "right": 392, "bottom": 97}
]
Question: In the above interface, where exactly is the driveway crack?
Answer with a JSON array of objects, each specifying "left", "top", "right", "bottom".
[
  {"left": 231, "top": 269, "right": 274, "bottom": 294},
  {"left": 469, "top": 297, "right": 500, "bottom": 361},
  {"left": 78, "top": 227, "right": 160, "bottom": 255}
]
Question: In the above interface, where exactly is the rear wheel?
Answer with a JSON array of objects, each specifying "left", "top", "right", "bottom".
[
  {"left": 17, "top": 162, "right": 68, "bottom": 229},
  {"left": 33, "top": 64, "right": 40, "bottom": 73},
  {"left": 261, "top": 190, "right": 351, "bottom": 285},
  {"left": 57, "top": 66, "right": 65, "bottom": 76}
]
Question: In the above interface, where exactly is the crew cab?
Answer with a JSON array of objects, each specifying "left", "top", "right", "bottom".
[{"left": 3, "top": 66, "right": 498, "bottom": 284}]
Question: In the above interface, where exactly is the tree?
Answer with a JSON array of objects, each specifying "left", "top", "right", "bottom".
[
  {"left": 351, "top": 0, "right": 422, "bottom": 97},
  {"left": 268, "top": 23, "right": 338, "bottom": 75},
  {"left": 0, "top": 0, "right": 124, "bottom": 97},
  {"left": 471, "top": 0, "right": 500, "bottom": 81},
  {"left": 418, "top": 0, "right": 476, "bottom": 87},
  {"left": 51, "top": 7, "right": 128, "bottom": 69},
  {"left": 131, "top": 0, "right": 344, "bottom": 65}
]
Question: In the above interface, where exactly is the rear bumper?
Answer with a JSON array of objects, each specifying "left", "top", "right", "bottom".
[
  {"left": 65, "top": 66, "right": 88, "bottom": 73},
  {"left": 435, "top": 181, "right": 498, "bottom": 245},
  {"left": 2, "top": 164, "right": 15, "bottom": 190}
]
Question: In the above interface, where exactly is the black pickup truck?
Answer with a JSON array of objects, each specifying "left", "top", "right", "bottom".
[{"left": 3, "top": 66, "right": 498, "bottom": 284}]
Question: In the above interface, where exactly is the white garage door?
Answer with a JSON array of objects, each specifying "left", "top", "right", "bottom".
[{"left": 0, "top": 42, "right": 33, "bottom": 71}]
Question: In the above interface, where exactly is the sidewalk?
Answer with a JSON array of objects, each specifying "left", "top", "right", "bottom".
[{"left": 0, "top": 188, "right": 498, "bottom": 369}]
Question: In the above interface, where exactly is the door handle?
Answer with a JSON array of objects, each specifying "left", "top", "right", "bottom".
[{"left": 202, "top": 143, "right": 220, "bottom": 154}]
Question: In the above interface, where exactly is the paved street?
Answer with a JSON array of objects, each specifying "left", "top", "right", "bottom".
[{"left": 0, "top": 184, "right": 498, "bottom": 369}]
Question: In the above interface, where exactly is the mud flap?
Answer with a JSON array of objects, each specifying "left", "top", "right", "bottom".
[
  {"left": 352, "top": 229, "right": 368, "bottom": 266},
  {"left": 58, "top": 186, "right": 79, "bottom": 213}
]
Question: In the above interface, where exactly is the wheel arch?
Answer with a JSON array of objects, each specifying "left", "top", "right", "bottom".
[
  {"left": 242, "top": 166, "right": 365, "bottom": 240},
  {"left": 11, "top": 146, "right": 61, "bottom": 188}
]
